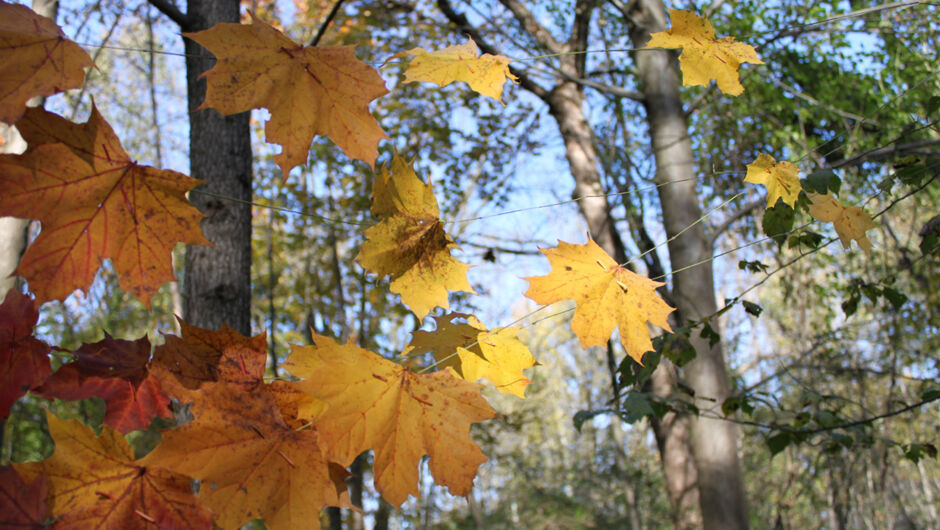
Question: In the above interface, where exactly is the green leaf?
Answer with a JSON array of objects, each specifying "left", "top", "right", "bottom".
[
  {"left": 788, "top": 230, "right": 824, "bottom": 250},
  {"left": 802, "top": 169, "right": 840, "bottom": 194},
  {"left": 620, "top": 393, "right": 656, "bottom": 424},
  {"left": 573, "top": 410, "right": 603, "bottom": 432},
  {"left": 842, "top": 294, "right": 859, "bottom": 317},
  {"left": 881, "top": 287, "right": 907, "bottom": 310},
  {"left": 766, "top": 433, "right": 792, "bottom": 456},
  {"left": 742, "top": 300, "right": 762, "bottom": 317},
  {"left": 738, "top": 259, "right": 768, "bottom": 273},
  {"left": 762, "top": 202, "right": 795, "bottom": 247},
  {"left": 903, "top": 443, "right": 938, "bottom": 464},
  {"left": 722, "top": 396, "right": 755, "bottom": 417},
  {"left": 699, "top": 322, "right": 720, "bottom": 347}
]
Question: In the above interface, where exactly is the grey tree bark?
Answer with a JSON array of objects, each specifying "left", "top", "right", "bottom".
[
  {"left": 436, "top": 0, "right": 701, "bottom": 526},
  {"left": 626, "top": 1, "right": 750, "bottom": 528},
  {"left": 150, "top": 0, "right": 253, "bottom": 335}
]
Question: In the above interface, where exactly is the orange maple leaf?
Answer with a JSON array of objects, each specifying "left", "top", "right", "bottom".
[
  {"left": 524, "top": 239, "right": 674, "bottom": 364},
  {"left": 15, "top": 411, "right": 213, "bottom": 529},
  {"left": 0, "top": 106, "right": 209, "bottom": 307},
  {"left": 285, "top": 334, "right": 496, "bottom": 507},
  {"left": 391, "top": 38, "right": 518, "bottom": 102},
  {"left": 808, "top": 192, "right": 877, "bottom": 253},
  {"left": 405, "top": 312, "right": 536, "bottom": 398},
  {"left": 357, "top": 155, "right": 474, "bottom": 319},
  {"left": 0, "top": 1, "right": 94, "bottom": 124},
  {"left": 744, "top": 153, "right": 802, "bottom": 209},
  {"left": 142, "top": 382, "right": 351, "bottom": 530},
  {"left": 645, "top": 8, "right": 763, "bottom": 96},
  {"left": 184, "top": 11, "right": 389, "bottom": 177}
]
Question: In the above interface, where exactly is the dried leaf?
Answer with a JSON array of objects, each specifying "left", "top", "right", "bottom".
[
  {"left": 524, "top": 239, "right": 674, "bottom": 364},
  {"left": 645, "top": 8, "right": 762, "bottom": 96},
  {"left": 808, "top": 192, "right": 877, "bottom": 253},
  {"left": 0, "top": 291, "right": 50, "bottom": 419},
  {"left": 285, "top": 334, "right": 496, "bottom": 506},
  {"left": 392, "top": 38, "right": 517, "bottom": 102},
  {"left": 744, "top": 153, "right": 802, "bottom": 209},
  {"left": 184, "top": 12, "right": 389, "bottom": 176}
]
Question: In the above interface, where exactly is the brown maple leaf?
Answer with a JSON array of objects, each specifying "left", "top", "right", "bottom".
[
  {"left": 0, "top": 1, "right": 94, "bottom": 124},
  {"left": 0, "top": 466, "right": 47, "bottom": 529},
  {"left": 141, "top": 382, "right": 351, "bottom": 530},
  {"left": 0, "top": 106, "right": 209, "bottom": 307},
  {"left": 151, "top": 319, "right": 268, "bottom": 395},
  {"left": 184, "top": 11, "right": 389, "bottom": 177},
  {"left": 35, "top": 334, "right": 171, "bottom": 433},
  {"left": 357, "top": 156, "right": 474, "bottom": 319},
  {"left": 524, "top": 239, "right": 674, "bottom": 364},
  {"left": 15, "top": 411, "right": 213, "bottom": 530},
  {"left": 285, "top": 333, "right": 496, "bottom": 507},
  {"left": 0, "top": 291, "right": 51, "bottom": 420}
]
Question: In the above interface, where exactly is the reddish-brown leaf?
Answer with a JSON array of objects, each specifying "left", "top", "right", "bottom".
[
  {"left": 0, "top": 466, "right": 48, "bottom": 529},
  {"left": 0, "top": 1, "right": 94, "bottom": 124},
  {"left": 151, "top": 319, "right": 267, "bottom": 395},
  {"left": 15, "top": 412, "right": 212, "bottom": 530},
  {"left": 34, "top": 334, "right": 172, "bottom": 433},
  {"left": 0, "top": 106, "right": 209, "bottom": 306},
  {"left": 0, "top": 292, "right": 51, "bottom": 419},
  {"left": 142, "top": 382, "right": 350, "bottom": 530}
]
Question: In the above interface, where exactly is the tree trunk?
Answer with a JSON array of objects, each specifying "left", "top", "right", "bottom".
[
  {"left": 183, "top": 0, "right": 253, "bottom": 335},
  {"left": 628, "top": 1, "right": 749, "bottom": 528}
]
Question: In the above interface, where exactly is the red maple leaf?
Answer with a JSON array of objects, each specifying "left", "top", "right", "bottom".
[{"left": 0, "top": 292, "right": 51, "bottom": 419}]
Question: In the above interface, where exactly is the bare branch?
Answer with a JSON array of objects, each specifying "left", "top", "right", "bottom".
[
  {"left": 310, "top": 0, "right": 346, "bottom": 47},
  {"left": 832, "top": 139, "right": 940, "bottom": 169},
  {"left": 709, "top": 198, "right": 764, "bottom": 246},
  {"left": 147, "top": 0, "right": 193, "bottom": 31},
  {"left": 498, "top": 0, "right": 566, "bottom": 55}
]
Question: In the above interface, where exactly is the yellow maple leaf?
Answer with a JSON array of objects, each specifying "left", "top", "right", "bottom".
[
  {"left": 808, "top": 192, "right": 877, "bottom": 253},
  {"left": 357, "top": 156, "right": 474, "bottom": 319},
  {"left": 392, "top": 38, "right": 518, "bottom": 102},
  {"left": 405, "top": 312, "right": 536, "bottom": 398},
  {"left": 744, "top": 153, "right": 802, "bottom": 209},
  {"left": 524, "top": 239, "right": 674, "bottom": 364},
  {"left": 645, "top": 8, "right": 763, "bottom": 96},
  {"left": 285, "top": 334, "right": 496, "bottom": 507},
  {"left": 183, "top": 12, "right": 389, "bottom": 177}
]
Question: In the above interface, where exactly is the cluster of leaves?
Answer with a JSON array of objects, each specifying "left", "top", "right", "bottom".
[{"left": 1, "top": 2, "right": 920, "bottom": 527}]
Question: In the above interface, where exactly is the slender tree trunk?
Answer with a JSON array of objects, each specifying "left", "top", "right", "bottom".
[
  {"left": 628, "top": 1, "right": 749, "bottom": 528},
  {"left": 181, "top": 0, "right": 253, "bottom": 335}
]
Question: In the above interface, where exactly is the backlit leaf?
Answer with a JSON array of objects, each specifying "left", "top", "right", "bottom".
[
  {"left": 745, "top": 153, "right": 801, "bottom": 209},
  {"left": 184, "top": 11, "right": 389, "bottom": 176},
  {"left": 285, "top": 334, "right": 496, "bottom": 507},
  {"left": 392, "top": 38, "right": 518, "bottom": 102},
  {"left": 808, "top": 192, "right": 877, "bottom": 253},
  {"left": 524, "top": 239, "right": 674, "bottom": 364}
]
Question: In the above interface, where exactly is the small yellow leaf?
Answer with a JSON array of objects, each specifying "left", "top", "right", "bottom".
[
  {"left": 645, "top": 8, "right": 763, "bottom": 96},
  {"left": 392, "top": 38, "right": 518, "bottom": 102},
  {"left": 744, "top": 153, "right": 802, "bottom": 209},
  {"left": 405, "top": 313, "right": 536, "bottom": 398},
  {"left": 357, "top": 156, "right": 474, "bottom": 319},
  {"left": 808, "top": 192, "right": 877, "bottom": 253},
  {"left": 523, "top": 239, "right": 674, "bottom": 364}
]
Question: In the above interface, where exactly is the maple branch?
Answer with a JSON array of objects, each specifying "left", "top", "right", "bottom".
[
  {"left": 436, "top": 0, "right": 549, "bottom": 99},
  {"left": 830, "top": 139, "right": 940, "bottom": 169},
  {"left": 561, "top": 74, "right": 645, "bottom": 100},
  {"left": 310, "top": 0, "right": 346, "bottom": 47},
  {"left": 147, "top": 0, "right": 193, "bottom": 31}
]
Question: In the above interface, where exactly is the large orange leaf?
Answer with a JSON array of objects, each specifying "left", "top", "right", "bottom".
[
  {"left": 645, "top": 8, "right": 762, "bottom": 96},
  {"left": 392, "top": 38, "right": 518, "bottom": 102},
  {"left": 357, "top": 156, "right": 474, "bottom": 319},
  {"left": 405, "top": 312, "right": 536, "bottom": 398},
  {"left": 141, "top": 382, "right": 350, "bottom": 530},
  {"left": 184, "top": 12, "right": 389, "bottom": 177},
  {"left": 524, "top": 239, "right": 674, "bottom": 364},
  {"left": 285, "top": 334, "right": 496, "bottom": 507},
  {"left": 0, "top": 106, "right": 209, "bottom": 306},
  {"left": 15, "top": 411, "right": 212, "bottom": 529},
  {"left": 0, "top": 291, "right": 50, "bottom": 420},
  {"left": 35, "top": 334, "right": 171, "bottom": 433},
  {"left": 0, "top": 1, "right": 94, "bottom": 124}
]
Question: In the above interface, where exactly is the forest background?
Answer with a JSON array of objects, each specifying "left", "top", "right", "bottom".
[{"left": 1, "top": 0, "right": 939, "bottom": 529}]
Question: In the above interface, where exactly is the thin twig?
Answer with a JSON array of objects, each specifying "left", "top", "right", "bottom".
[{"left": 310, "top": 0, "right": 346, "bottom": 47}]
